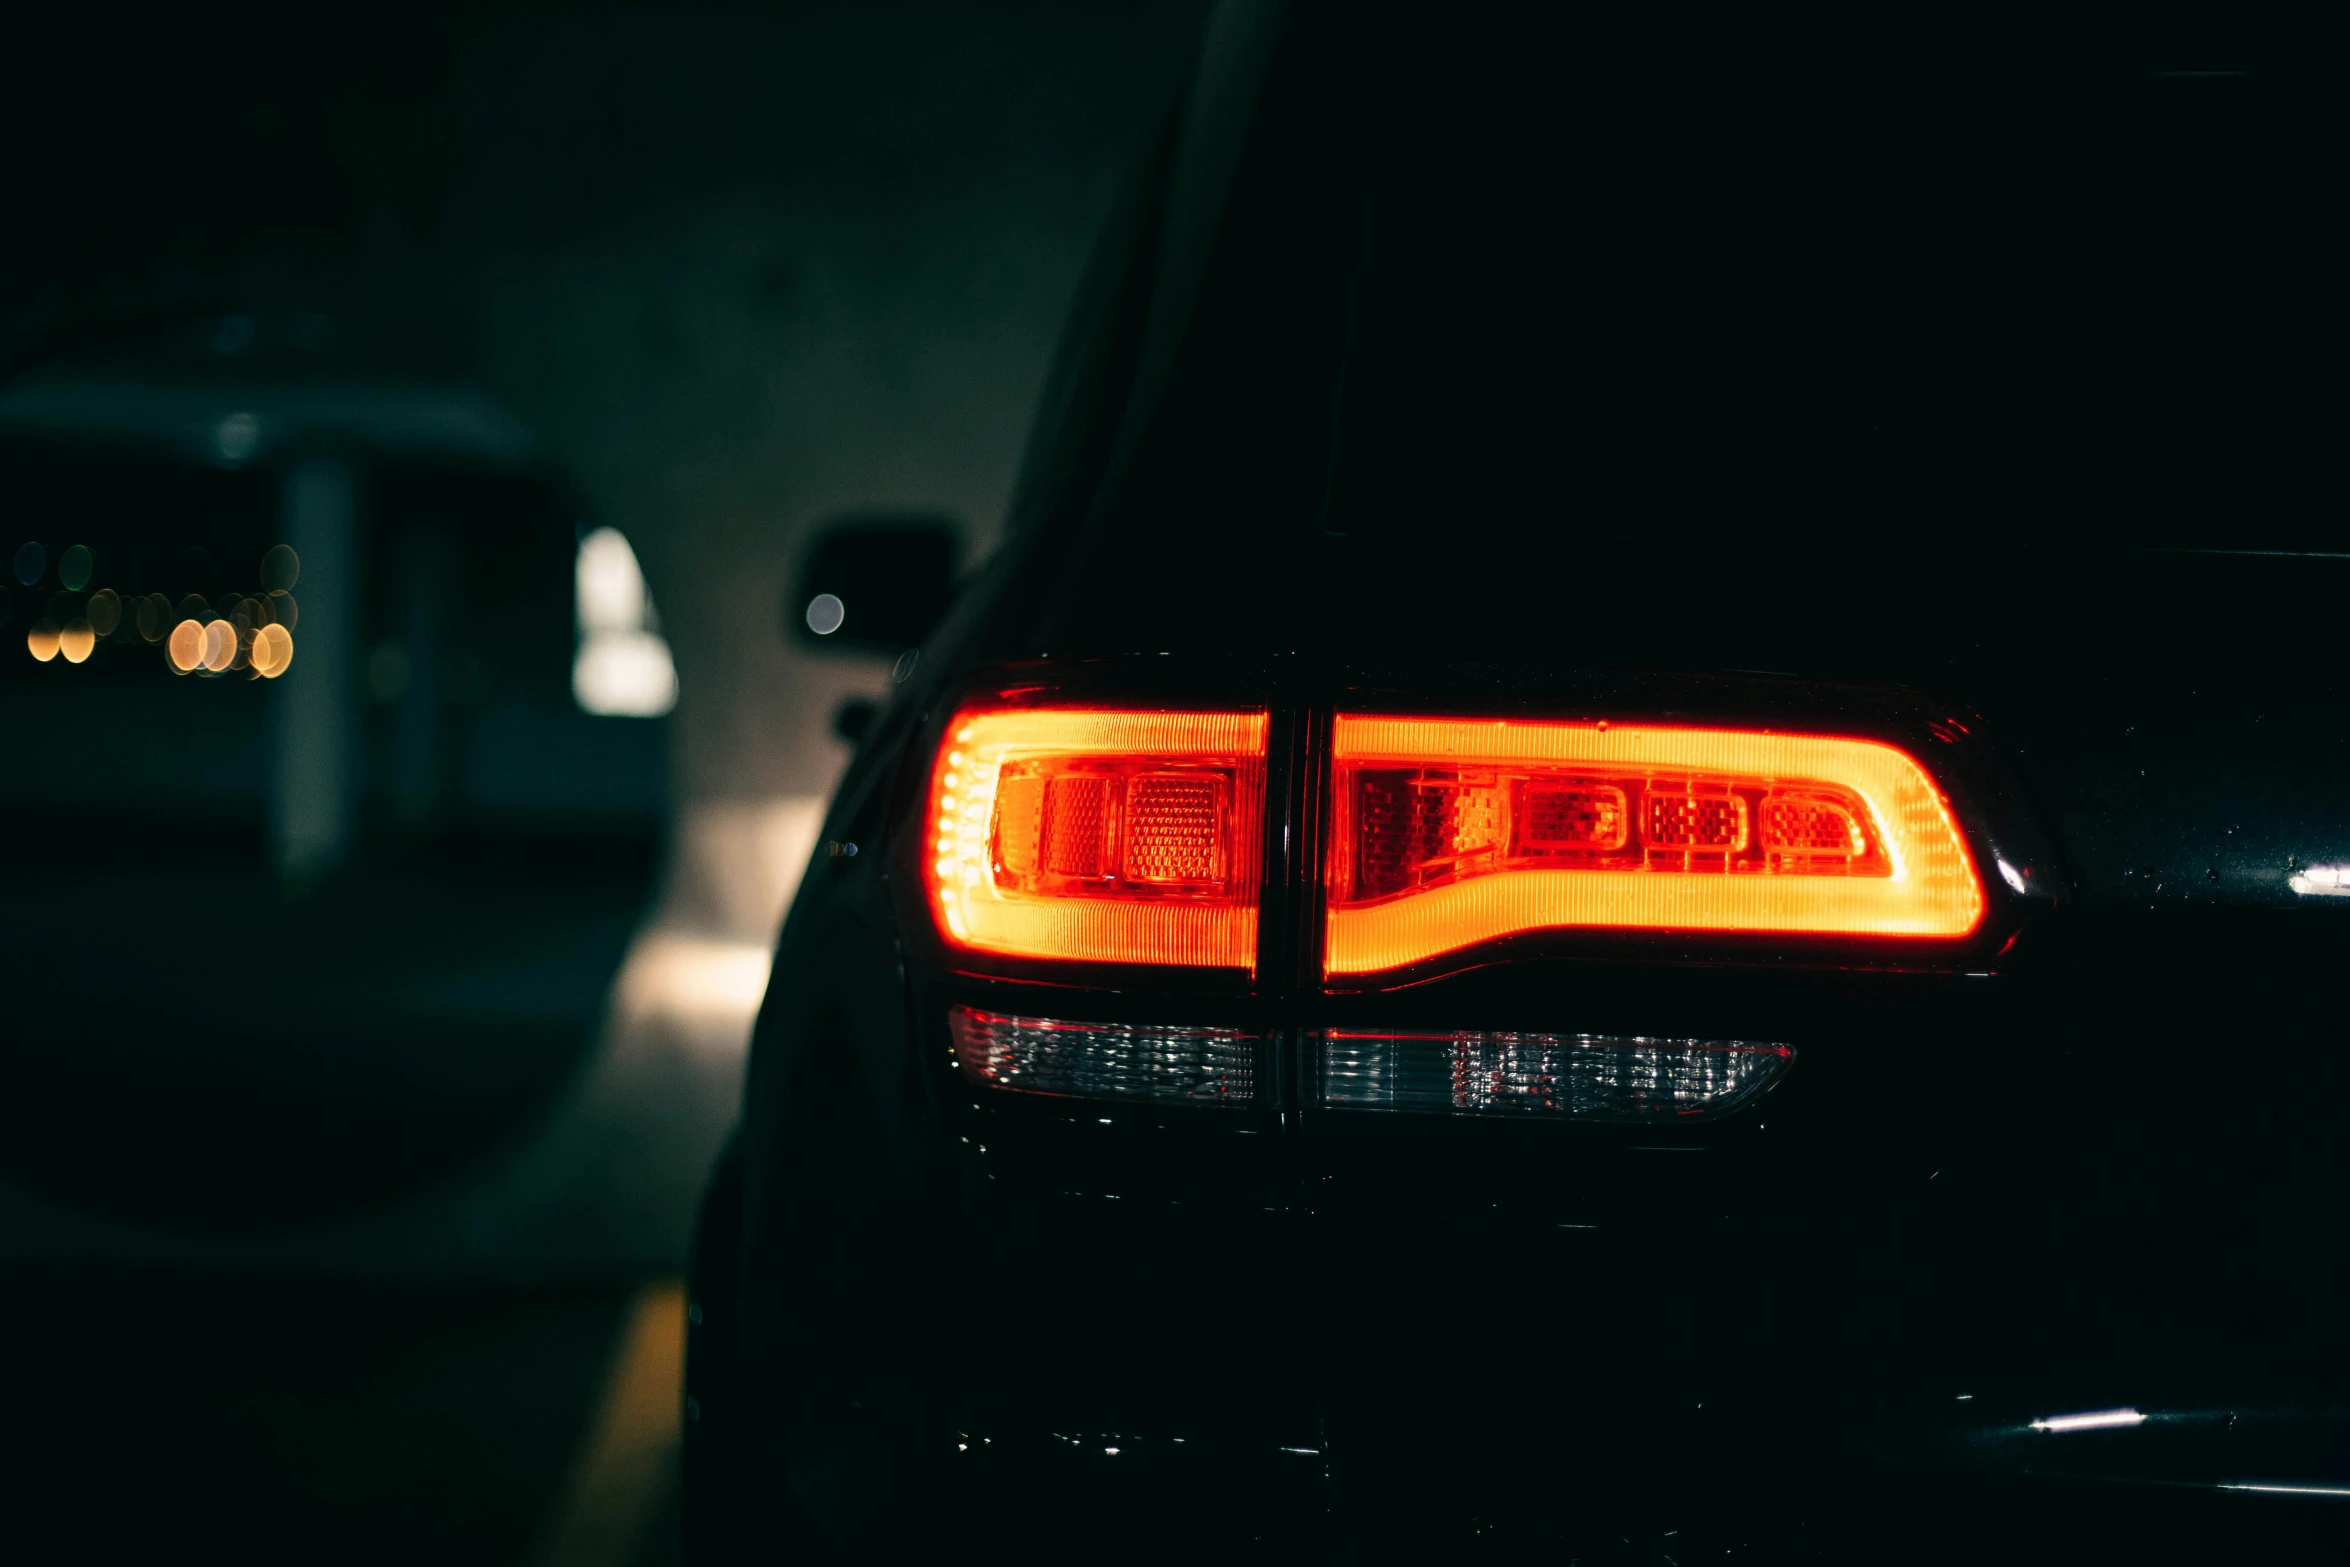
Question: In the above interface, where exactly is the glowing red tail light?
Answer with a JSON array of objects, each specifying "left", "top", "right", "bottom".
[
  {"left": 1326, "top": 716, "right": 1983, "bottom": 977},
  {"left": 927, "top": 708, "right": 1267, "bottom": 971}
]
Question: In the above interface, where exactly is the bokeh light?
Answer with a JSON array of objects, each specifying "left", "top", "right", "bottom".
[
  {"left": 88, "top": 588, "right": 123, "bottom": 638},
  {"left": 137, "top": 594, "right": 170, "bottom": 642},
  {"left": 260, "top": 544, "right": 300, "bottom": 592},
  {"left": 267, "top": 590, "right": 299, "bottom": 631},
  {"left": 215, "top": 411, "right": 260, "bottom": 462},
  {"left": 168, "top": 619, "right": 204, "bottom": 673},
  {"left": 12, "top": 541, "right": 44, "bottom": 587},
  {"left": 59, "top": 618, "right": 95, "bottom": 664},
  {"left": 177, "top": 594, "right": 209, "bottom": 625},
  {"left": 59, "top": 544, "right": 95, "bottom": 592},
  {"left": 27, "top": 622, "right": 60, "bottom": 661},
  {"left": 201, "top": 619, "right": 236, "bottom": 673},
  {"left": 255, "top": 623, "right": 294, "bottom": 678}
]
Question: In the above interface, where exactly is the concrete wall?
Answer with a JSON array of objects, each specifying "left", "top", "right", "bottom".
[
  {"left": 0, "top": 2, "right": 1207, "bottom": 1271},
  {"left": 446, "top": 5, "right": 1202, "bottom": 806}
]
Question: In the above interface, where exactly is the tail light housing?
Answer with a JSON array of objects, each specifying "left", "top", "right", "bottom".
[
  {"left": 1324, "top": 715, "right": 1984, "bottom": 978},
  {"left": 916, "top": 682, "right": 2021, "bottom": 1122},
  {"left": 925, "top": 707, "right": 1268, "bottom": 972},
  {"left": 918, "top": 688, "right": 1999, "bottom": 993}
]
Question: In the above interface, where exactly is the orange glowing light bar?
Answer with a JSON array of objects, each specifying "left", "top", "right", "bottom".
[
  {"left": 927, "top": 707, "right": 1267, "bottom": 972},
  {"left": 1325, "top": 715, "right": 1984, "bottom": 977}
]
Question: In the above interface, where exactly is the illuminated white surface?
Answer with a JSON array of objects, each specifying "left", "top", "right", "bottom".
[
  {"left": 2030, "top": 1408, "right": 2146, "bottom": 1434},
  {"left": 573, "top": 630, "right": 677, "bottom": 717},
  {"left": 577, "top": 527, "right": 651, "bottom": 633},
  {"left": 614, "top": 795, "right": 829, "bottom": 1048},
  {"left": 2288, "top": 864, "right": 2350, "bottom": 897},
  {"left": 664, "top": 796, "right": 828, "bottom": 940},
  {"left": 615, "top": 934, "right": 772, "bottom": 1025},
  {"left": 574, "top": 527, "right": 677, "bottom": 716}
]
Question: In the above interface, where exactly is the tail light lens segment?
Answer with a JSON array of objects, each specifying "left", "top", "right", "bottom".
[
  {"left": 1320, "top": 1028, "right": 1792, "bottom": 1119},
  {"left": 950, "top": 1005, "right": 1258, "bottom": 1104},
  {"left": 1325, "top": 716, "right": 1984, "bottom": 977},
  {"left": 927, "top": 708, "right": 1268, "bottom": 972}
]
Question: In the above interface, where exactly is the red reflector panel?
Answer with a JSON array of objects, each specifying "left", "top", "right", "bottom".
[
  {"left": 1641, "top": 785, "right": 1749, "bottom": 854},
  {"left": 929, "top": 709, "right": 1267, "bottom": 971},
  {"left": 1327, "top": 717, "right": 1983, "bottom": 977},
  {"left": 1125, "top": 774, "right": 1228, "bottom": 882},
  {"left": 1521, "top": 782, "right": 1628, "bottom": 851}
]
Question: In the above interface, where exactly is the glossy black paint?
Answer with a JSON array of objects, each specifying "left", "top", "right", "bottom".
[
  {"left": 790, "top": 516, "right": 961, "bottom": 656},
  {"left": 689, "top": 10, "right": 2347, "bottom": 1559}
]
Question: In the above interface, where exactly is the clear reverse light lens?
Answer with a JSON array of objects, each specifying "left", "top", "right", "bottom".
[
  {"left": 950, "top": 1006, "right": 1258, "bottom": 1106},
  {"left": 1320, "top": 1029, "right": 1790, "bottom": 1120}
]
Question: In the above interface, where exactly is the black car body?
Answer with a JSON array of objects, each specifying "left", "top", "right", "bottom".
[{"left": 688, "top": 10, "right": 2345, "bottom": 1559}]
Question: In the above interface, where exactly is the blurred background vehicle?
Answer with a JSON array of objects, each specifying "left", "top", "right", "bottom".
[
  {"left": 0, "top": 4, "right": 1206, "bottom": 1562},
  {"left": 1, "top": 316, "right": 670, "bottom": 1231}
]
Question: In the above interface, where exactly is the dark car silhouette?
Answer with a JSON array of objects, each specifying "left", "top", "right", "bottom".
[{"left": 686, "top": 10, "right": 2343, "bottom": 1560}]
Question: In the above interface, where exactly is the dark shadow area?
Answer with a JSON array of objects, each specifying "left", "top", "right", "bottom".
[
  {"left": 0, "top": 1270, "right": 647, "bottom": 1565},
  {"left": 0, "top": 845, "right": 647, "bottom": 1227},
  {"left": 0, "top": 3, "right": 1204, "bottom": 1561}
]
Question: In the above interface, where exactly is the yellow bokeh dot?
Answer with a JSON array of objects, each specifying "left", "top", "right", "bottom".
[
  {"left": 201, "top": 619, "right": 236, "bottom": 673},
  {"left": 168, "top": 619, "right": 205, "bottom": 673},
  {"left": 253, "top": 622, "right": 293, "bottom": 677},
  {"left": 59, "top": 619, "right": 95, "bottom": 664},
  {"left": 27, "top": 624, "right": 60, "bottom": 662}
]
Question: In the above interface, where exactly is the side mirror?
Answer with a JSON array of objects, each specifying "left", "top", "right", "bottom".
[
  {"left": 832, "top": 696, "right": 880, "bottom": 745},
  {"left": 791, "top": 514, "right": 960, "bottom": 655}
]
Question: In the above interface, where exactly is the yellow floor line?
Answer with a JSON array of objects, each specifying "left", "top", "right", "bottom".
[{"left": 526, "top": 1279, "right": 687, "bottom": 1567}]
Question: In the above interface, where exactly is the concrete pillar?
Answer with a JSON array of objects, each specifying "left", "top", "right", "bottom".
[{"left": 272, "top": 458, "right": 361, "bottom": 881}]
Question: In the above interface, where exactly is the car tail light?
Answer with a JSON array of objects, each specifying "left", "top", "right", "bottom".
[
  {"left": 1326, "top": 716, "right": 1983, "bottom": 977},
  {"left": 927, "top": 708, "right": 1268, "bottom": 971},
  {"left": 950, "top": 1005, "right": 1259, "bottom": 1105},
  {"left": 1319, "top": 1029, "right": 1791, "bottom": 1119}
]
